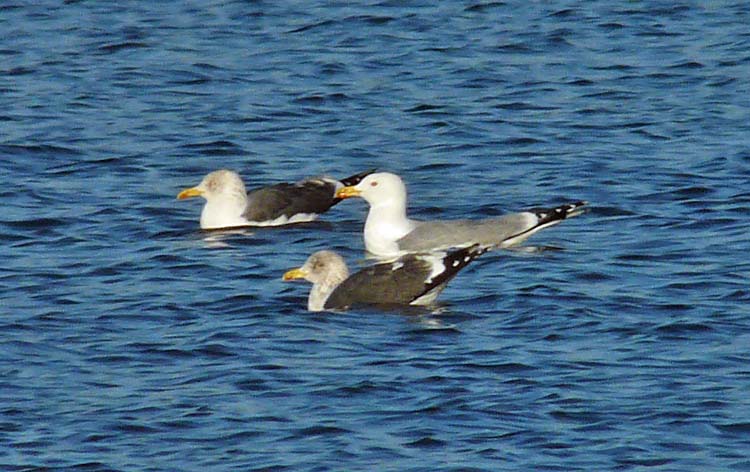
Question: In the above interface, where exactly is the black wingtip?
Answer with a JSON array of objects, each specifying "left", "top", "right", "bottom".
[
  {"left": 442, "top": 244, "right": 490, "bottom": 271},
  {"left": 418, "top": 244, "right": 488, "bottom": 297},
  {"left": 339, "top": 168, "right": 377, "bottom": 187},
  {"left": 531, "top": 201, "right": 588, "bottom": 224}
]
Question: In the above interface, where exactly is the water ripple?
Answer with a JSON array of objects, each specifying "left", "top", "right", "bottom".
[{"left": 0, "top": 2, "right": 748, "bottom": 471}]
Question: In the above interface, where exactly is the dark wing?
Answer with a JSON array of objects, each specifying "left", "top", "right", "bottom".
[
  {"left": 413, "top": 244, "right": 489, "bottom": 301},
  {"left": 242, "top": 169, "right": 377, "bottom": 223},
  {"left": 339, "top": 168, "right": 376, "bottom": 187},
  {"left": 324, "top": 245, "right": 487, "bottom": 309},
  {"left": 330, "top": 168, "right": 377, "bottom": 206},
  {"left": 243, "top": 180, "right": 338, "bottom": 223}
]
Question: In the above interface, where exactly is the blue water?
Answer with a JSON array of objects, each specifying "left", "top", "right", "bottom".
[{"left": 2, "top": 1, "right": 750, "bottom": 470}]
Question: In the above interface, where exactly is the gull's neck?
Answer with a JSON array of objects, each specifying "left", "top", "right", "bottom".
[
  {"left": 363, "top": 195, "right": 415, "bottom": 257},
  {"left": 200, "top": 189, "right": 249, "bottom": 229},
  {"left": 308, "top": 267, "right": 349, "bottom": 312}
]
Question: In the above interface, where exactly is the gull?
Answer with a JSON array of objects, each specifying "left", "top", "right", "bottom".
[
  {"left": 282, "top": 245, "right": 487, "bottom": 312},
  {"left": 335, "top": 172, "right": 586, "bottom": 258},
  {"left": 177, "top": 169, "right": 374, "bottom": 229}
]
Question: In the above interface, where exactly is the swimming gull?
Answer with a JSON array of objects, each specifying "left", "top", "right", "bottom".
[
  {"left": 282, "top": 245, "right": 487, "bottom": 311},
  {"left": 177, "top": 169, "right": 374, "bottom": 229},
  {"left": 335, "top": 172, "right": 587, "bottom": 258}
]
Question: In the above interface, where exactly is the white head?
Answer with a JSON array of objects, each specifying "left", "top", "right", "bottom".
[
  {"left": 336, "top": 172, "right": 408, "bottom": 208},
  {"left": 177, "top": 169, "right": 249, "bottom": 229},
  {"left": 282, "top": 250, "right": 351, "bottom": 311},
  {"left": 334, "top": 172, "right": 414, "bottom": 257}
]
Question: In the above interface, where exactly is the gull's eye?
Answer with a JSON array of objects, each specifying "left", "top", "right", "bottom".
[{"left": 370, "top": 181, "right": 378, "bottom": 187}]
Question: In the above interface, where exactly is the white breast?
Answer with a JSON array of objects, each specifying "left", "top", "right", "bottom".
[
  {"left": 200, "top": 200, "right": 249, "bottom": 229},
  {"left": 364, "top": 219, "right": 411, "bottom": 257}
]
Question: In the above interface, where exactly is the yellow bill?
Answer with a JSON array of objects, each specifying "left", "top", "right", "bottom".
[
  {"left": 335, "top": 186, "right": 361, "bottom": 199},
  {"left": 177, "top": 187, "right": 203, "bottom": 200},
  {"left": 282, "top": 268, "right": 308, "bottom": 281}
]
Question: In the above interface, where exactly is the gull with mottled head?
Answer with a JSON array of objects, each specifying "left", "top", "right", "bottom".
[
  {"left": 282, "top": 245, "right": 487, "bottom": 312},
  {"left": 178, "top": 168, "right": 374, "bottom": 229}
]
